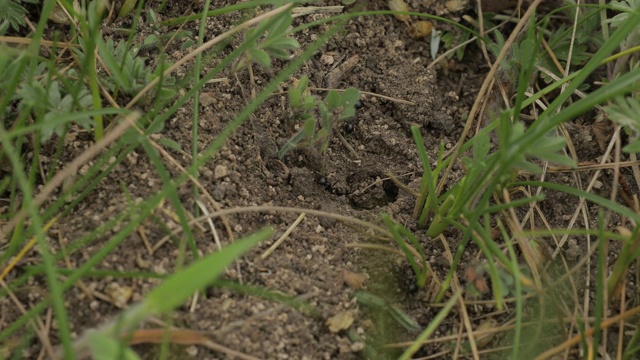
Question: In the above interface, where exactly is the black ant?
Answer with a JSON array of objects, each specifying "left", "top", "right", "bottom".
[{"left": 315, "top": 174, "right": 346, "bottom": 196}]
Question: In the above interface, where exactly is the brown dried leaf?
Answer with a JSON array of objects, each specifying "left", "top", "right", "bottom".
[
  {"left": 326, "top": 311, "right": 354, "bottom": 333},
  {"left": 445, "top": 0, "right": 467, "bottom": 12},
  {"left": 343, "top": 270, "right": 367, "bottom": 289},
  {"left": 476, "top": 318, "right": 498, "bottom": 348},
  {"left": 388, "top": 0, "right": 409, "bottom": 22}
]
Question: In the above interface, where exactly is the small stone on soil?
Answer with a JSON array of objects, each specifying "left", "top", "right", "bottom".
[{"left": 214, "top": 165, "right": 228, "bottom": 179}]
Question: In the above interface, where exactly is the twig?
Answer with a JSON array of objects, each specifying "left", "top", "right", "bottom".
[{"left": 261, "top": 213, "right": 306, "bottom": 259}]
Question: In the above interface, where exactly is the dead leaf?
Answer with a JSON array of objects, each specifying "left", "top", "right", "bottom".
[
  {"left": 343, "top": 270, "right": 366, "bottom": 289},
  {"left": 476, "top": 318, "right": 498, "bottom": 348},
  {"left": 326, "top": 311, "right": 354, "bottom": 333}
]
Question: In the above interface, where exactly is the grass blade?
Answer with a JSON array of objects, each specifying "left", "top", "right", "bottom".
[{"left": 399, "top": 290, "right": 461, "bottom": 360}]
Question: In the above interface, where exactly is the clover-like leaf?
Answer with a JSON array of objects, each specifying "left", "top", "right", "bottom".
[{"left": 325, "top": 90, "right": 341, "bottom": 109}]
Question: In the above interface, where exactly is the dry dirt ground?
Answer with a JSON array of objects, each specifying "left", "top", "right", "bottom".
[{"left": 2, "top": 0, "right": 635, "bottom": 359}]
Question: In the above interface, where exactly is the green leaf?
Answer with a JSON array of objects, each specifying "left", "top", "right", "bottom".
[
  {"left": 472, "top": 132, "right": 490, "bottom": 161},
  {"left": 318, "top": 102, "right": 331, "bottom": 123},
  {"left": 278, "top": 130, "right": 306, "bottom": 159},
  {"left": 518, "top": 161, "right": 542, "bottom": 174},
  {"left": 301, "top": 95, "right": 315, "bottom": 111},
  {"left": 47, "top": 81, "right": 61, "bottom": 107},
  {"left": 87, "top": 331, "right": 141, "bottom": 360},
  {"left": 249, "top": 48, "right": 271, "bottom": 67},
  {"left": 541, "top": 152, "right": 576, "bottom": 167},
  {"left": 607, "top": 96, "right": 640, "bottom": 134},
  {"left": 118, "top": 0, "right": 138, "bottom": 18},
  {"left": 157, "top": 138, "right": 182, "bottom": 152},
  {"left": 325, "top": 90, "right": 341, "bottom": 109},
  {"left": 339, "top": 107, "right": 355, "bottom": 120},
  {"left": 289, "top": 87, "right": 302, "bottom": 108},
  {"left": 181, "top": 39, "right": 195, "bottom": 50},
  {"left": 266, "top": 47, "right": 291, "bottom": 60},
  {"left": 355, "top": 292, "right": 420, "bottom": 332},
  {"left": 387, "top": 303, "right": 421, "bottom": 332},
  {"left": 382, "top": 214, "right": 428, "bottom": 287},
  {"left": 146, "top": 8, "right": 158, "bottom": 24},
  {"left": 0, "top": 0, "right": 29, "bottom": 30},
  {"left": 143, "top": 34, "right": 160, "bottom": 47},
  {"left": 302, "top": 117, "right": 316, "bottom": 139},
  {"left": 268, "top": 11, "right": 292, "bottom": 38},
  {"left": 145, "top": 228, "right": 271, "bottom": 315},
  {"left": 97, "top": 39, "right": 132, "bottom": 92},
  {"left": 623, "top": 141, "right": 640, "bottom": 153},
  {"left": 317, "top": 128, "right": 330, "bottom": 152},
  {"left": 298, "top": 75, "right": 309, "bottom": 91},
  {"left": 430, "top": 30, "right": 441, "bottom": 60},
  {"left": 340, "top": 88, "right": 360, "bottom": 107},
  {"left": 265, "top": 37, "right": 300, "bottom": 51},
  {"left": 147, "top": 116, "right": 166, "bottom": 134}
]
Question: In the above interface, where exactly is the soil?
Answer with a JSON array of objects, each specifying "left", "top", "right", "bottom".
[{"left": 2, "top": 0, "right": 636, "bottom": 359}]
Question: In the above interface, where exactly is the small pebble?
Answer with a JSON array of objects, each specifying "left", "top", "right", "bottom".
[{"left": 214, "top": 165, "right": 228, "bottom": 179}]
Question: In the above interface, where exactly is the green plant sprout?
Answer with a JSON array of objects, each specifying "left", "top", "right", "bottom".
[
  {"left": 17, "top": 78, "right": 94, "bottom": 141},
  {"left": 607, "top": 96, "right": 640, "bottom": 153},
  {"left": 278, "top": 75, "right": 360, "bottom": 158},
  {"left": 234, "top": 10, "right": 300, "bottom": 71},
  {"left": 439, "top": 30, "right": 473, "bottom": 60},
  {"left": 0, "top": 0, "right": 38, "bottom": 30},
  {"left": 96, "top": 39, "right": 177, "bottom": 102}
]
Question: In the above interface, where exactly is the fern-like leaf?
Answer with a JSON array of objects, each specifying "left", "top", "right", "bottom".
[{"left": 0, "top": 0, "right": 28, "bottom": 30}]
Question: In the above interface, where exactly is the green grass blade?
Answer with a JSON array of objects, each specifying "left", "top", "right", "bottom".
[
  {"left": 399, "top": 290, "right": 461, "bottom": 360},
  {"left": 411, "top": 125, "right": 436, "bottom": 224},
  {"left": 144, "top": 228, "right": 272, "bottom": 315},
  {"left": 382, "top": 214, "right": 428, "bottom": 288},
  {"left": 140, "top": 140, "right": 198, "bottom": 262},
  {"left": 71, "top": 228, "right": 272, "bottom": 357},
  {"left": 502, "top": 220, "right": 522, "bottom": 359},
  {"left": 512, "top": 181, "right": 640, "bottom": 225}
]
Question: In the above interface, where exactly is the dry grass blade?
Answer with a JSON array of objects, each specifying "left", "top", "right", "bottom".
[
  {"left": 533, "top": 305, "right": 640, "bottom": 360},
  {"left": 291, "top": 6, "right": 343, "bottom": 17},
  {"left": 0, "top": 36, "right": 76, "bottom": 48},
  {"left": 0, "top": 279, "right": 56, "bottom": 359},
  {"left": 308, "top": 87, "right": 416, "bottom": 105},
  {"left": 123, "top": 328, "right": 260, "bottom": 360},
  {"left": 261, "top": 212, "right": 306, "bottom": 259},
  {"left": 0, "top": 216, "right": 58, "bottom": 282},
  {"left": 152, "top": 205, "right": 392, "bottom": 251}
]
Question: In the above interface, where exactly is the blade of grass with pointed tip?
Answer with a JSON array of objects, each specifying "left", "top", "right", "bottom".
[
  {"left": 74, "top": 228, "right": 272, "bottom": 358},
  {"left": 145, "top": 228, "right": 271, "bottom": 315}
]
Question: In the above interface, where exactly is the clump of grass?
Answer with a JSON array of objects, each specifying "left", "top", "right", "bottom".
[
  {"left": 0, "top": 1, "right": 357, "bottom": 358},
  {"left": 383, "top": 1, "right": 640, "bottom": 358}
]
